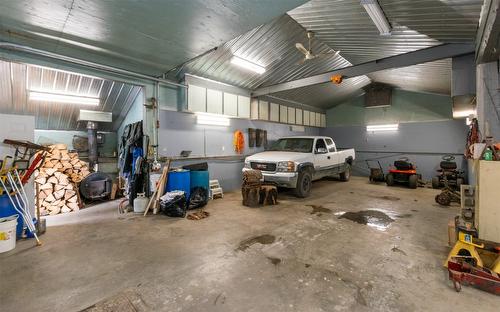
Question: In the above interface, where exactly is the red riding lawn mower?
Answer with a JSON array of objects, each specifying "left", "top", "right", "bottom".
[{"left": 386, "top": 157, "right": 420, "bottom": 189}]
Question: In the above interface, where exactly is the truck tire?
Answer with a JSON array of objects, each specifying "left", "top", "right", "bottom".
[
  {"left": 386, "top": 173, "right": 394, "bottom": 186},
  {"left": 339, "top": 163, "right": 351, "bottom": 182},
  {"left": 408, "top": 174, "right": 418, "bottom": 189},
  {"left": 294, "top": 170, "right": 312, "bottom": 198},
  {"left": 431, "top": 176, "right": 440, "bottom": 189}
]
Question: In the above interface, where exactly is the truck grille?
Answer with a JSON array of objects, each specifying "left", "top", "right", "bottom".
[{"left": 250, "top": 162, "right": 276, "bottom": 172}]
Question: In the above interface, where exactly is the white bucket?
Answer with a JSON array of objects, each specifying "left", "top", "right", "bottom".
[{"left": 0, "top": 215, "right": 18, "bottom": 253}]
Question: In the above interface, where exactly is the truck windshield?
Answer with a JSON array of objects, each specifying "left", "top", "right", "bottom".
[{"left": 269, "top": 138, "right": 314, "bottom": 153}]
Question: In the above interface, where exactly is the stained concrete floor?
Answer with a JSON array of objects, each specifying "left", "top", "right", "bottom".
[{"left": 1, "top": 177, "right": 498, "bottom": 311}]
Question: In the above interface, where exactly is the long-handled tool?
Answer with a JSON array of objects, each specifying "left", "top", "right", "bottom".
[{"left": 0, "top": 169, "right": 42, "bottom": 246}]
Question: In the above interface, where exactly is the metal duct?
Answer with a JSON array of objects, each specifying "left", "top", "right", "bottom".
[{"left": 87, "top": 121, "right": 98, "bottom": 169}]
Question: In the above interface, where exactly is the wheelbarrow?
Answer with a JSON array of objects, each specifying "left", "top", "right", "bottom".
[{"left": 365, "top": 160, "right": 385, "bottom": 182}]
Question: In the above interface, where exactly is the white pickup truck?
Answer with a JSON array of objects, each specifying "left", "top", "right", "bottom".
[{"left": 243, "top": 136, "right": 355, "bottom": 197}]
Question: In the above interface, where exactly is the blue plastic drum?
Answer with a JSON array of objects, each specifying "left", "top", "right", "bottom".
[{"left": 165, "top": 170, "right": 191, "bottom": 200}]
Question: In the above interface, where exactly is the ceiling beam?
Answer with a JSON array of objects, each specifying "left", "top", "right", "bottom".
[
  {"left": 252, "top": 43, "right": 475, "bottom": 97},
  {"left": 476, "top": 0, "right": 500, "bottom": 63}
]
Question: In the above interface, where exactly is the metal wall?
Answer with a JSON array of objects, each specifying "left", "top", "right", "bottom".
[
  {"left": 0, "top": 59, "right": 142, "bottom": 131},
  {"left": 158, "top": 110, "right": 320, "bottom": 191},
  {"left": 320, "top": 119, "right": 469, "bottom": 180}
]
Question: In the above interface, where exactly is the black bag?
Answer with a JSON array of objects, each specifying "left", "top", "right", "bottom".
[
  {"left": 160, "top": 193, "right": 187, "bottom": 217},
  {"left": 188, "top": 187, "right": 208, "bottom": 210}
]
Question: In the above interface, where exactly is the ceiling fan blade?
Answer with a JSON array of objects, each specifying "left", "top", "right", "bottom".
[
  {"left": 315, "top": 50, "right": 341, "bottom": 59},
  {"left": 295, "top": 43, "right": 309, "bottom": 55}
]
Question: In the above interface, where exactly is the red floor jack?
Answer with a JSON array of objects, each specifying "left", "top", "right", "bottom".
[{"left": 448, "top": 258, "right": 500, "bottom": 294}]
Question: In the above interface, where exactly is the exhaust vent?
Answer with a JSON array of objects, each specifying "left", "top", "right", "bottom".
[{"left": 364, "top": 83, "right": 392, "bottom": 108}]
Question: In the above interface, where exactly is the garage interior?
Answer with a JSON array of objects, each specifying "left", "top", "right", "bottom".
[{"left": 0, "top": 0, "right": 499, "bottom": 311}]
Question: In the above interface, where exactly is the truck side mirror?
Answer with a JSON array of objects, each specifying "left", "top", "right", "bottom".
[{"left": 316, "top": 147, "right": 328, "bottom": 154}]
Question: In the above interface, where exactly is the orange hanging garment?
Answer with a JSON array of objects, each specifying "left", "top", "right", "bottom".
[{"left": 233, "top": 130, "right": 245, "bottom": 154}]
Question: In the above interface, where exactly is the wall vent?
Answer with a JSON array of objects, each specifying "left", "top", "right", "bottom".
[{"left": 364, "top": 83, "right": 392, "bottom": 108}]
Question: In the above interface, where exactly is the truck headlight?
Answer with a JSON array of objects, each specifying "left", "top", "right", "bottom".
[
  {"left": 244, "top": 160, "right": 251, "bottom": 169},
  {"left": 277, "top": 161, "right": 295, "bottom": 172}
]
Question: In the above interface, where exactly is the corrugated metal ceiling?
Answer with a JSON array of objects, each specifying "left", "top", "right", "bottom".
[
  {"left": 287, "top": 0, "right": 483, "bottom": 96},
  {"left": 177, "top": 0, "right": 482, "bottom": 106},
  {"left": 0, "top": 0, "right": 307, "bottom": 75},
  {"left": 0, "top": 59, "right": 141, "bottom": 131},
  {"left": 175, "top": 14, "right": 372, "bottom": 108},
  {"left": 288, "top": 0, "right": 482, "bottom": 64}
]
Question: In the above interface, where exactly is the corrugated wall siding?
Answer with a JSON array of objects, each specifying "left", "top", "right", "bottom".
[{"left": 0, "top": 59, "right": 142, "bottom": 131}]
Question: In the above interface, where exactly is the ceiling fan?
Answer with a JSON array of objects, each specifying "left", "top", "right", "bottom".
[{"left": 295, "top": 31, "right": 340, "bottom": 65}]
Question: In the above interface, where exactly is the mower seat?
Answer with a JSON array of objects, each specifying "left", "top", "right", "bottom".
[
  {"left": 394, "top": 160, "right": 413, "bottom": 171},
  {"left": 440, "top": 161, "right": 457, "bottom": 170}
]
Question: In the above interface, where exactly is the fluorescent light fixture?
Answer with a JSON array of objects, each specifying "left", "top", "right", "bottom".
[
  {"left": 360, "top": 0, "right": 391, "bottom": 36},
  {"left": 366, "top": 124, "right": 399, "bottom": 132},
  {"left": 29, "top": 90, "right": 100, "bottom": 106},
  {"left": 196, "top": 112, "right": 230, "bottom": 126},
  {"left": 453, "top": 109, "right": 476, "bottom": 118},
  {"left": 230, "top": 56, "right": 266, "bottom": 74}
]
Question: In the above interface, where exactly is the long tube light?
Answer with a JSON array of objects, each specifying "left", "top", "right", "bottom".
[
  {"left": 366, "top": 124, "right": 399, "bottom": 132},
  {"left": 29, "top": 90, "right": 100, "bottom": 106},
  {"left": 453, "top": 109, "right": 476, "bottom": 118},
  {"left": 360, "top": 0, "right": 391, "bottom": 36},
  {"left": 196, "top": 112, "right": 230, "bottom": 126},
  {"left": 230, "top": 56, "right": 266, "bottom": 74}
]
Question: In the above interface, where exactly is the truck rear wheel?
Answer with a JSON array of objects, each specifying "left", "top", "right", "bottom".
[
  {"left": 339, "top": 164, "right": 351, "bottom": 182},
  {"left": 294, "top": 170, "right": 312, "bottom": 198}
]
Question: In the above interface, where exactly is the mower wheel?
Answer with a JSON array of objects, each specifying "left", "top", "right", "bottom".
[
  {"left": 386, "top": 173, "right": 394, "bottom": 186},
  {"left": 408, "top": 174, "right": 418, "bottom": 189},
  {"left": 431, "top": 177, "right": 440, "bottom": 189},
  {"left": 436, "top": 193, "right": 451, "bottom": 206}
]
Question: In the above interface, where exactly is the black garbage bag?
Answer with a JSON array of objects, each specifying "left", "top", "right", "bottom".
[
  {"left": 188, "top": 187, "right": 208, "bottom": 210},
  {"left": 160, "top": 191, "right": 187, "bottom": 217}
]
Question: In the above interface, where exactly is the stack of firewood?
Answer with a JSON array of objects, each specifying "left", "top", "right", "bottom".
[
  {"left": 34, "top": 144, "right": 90, "bottom": 215},
  {"left": 39, "top": 144, "right": 90, "bottom": 183}
]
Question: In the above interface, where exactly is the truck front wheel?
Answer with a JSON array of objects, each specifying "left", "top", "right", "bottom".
[{"left": 294, "top": 170, "right": 312, "bottom": 198}]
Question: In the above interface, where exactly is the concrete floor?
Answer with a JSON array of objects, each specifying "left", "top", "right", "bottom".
[{"left": 1, "top": 177, "right": 498, "bottom": 311}]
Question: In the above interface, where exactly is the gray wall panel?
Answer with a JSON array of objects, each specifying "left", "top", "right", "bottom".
[
  {"left": 159, "top": 110, "right": 320, "bottom": 191},
  {"left": 320, "top": 120, "right": 469, "bottom": 180}
]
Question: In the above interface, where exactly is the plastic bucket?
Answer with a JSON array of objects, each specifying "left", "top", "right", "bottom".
[{"left": 0, "top": 215, "right": 18, "bottom": 253}]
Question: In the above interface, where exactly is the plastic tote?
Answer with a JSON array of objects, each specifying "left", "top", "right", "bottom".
[
  {"left": 0, "top": 215, "right": 18, "bottom": 253},
  {"left": 0, "top": 194, "right": 23, "bottom": 238}
]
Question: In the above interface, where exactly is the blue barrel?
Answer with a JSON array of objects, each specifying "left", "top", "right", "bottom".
[
  {"left": 0, "top": 194, "right": 24, "bottom": 239},
  {"left": 190, "top": 171, "right": 209, "bottom": 191},
  {"left": 166, "top": 170, "right": 191, "bottom": 200}
]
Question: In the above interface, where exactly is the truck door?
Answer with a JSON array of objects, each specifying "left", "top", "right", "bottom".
[
  {"left": 325, "top": 138, "right": 340, "bottom": 168},
  {"left": 313, "top": 138, "right": 330, "bottom": 171}
]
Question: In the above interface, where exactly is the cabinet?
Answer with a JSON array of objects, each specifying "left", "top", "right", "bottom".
[
  {"left": 476, "top": 160, "right": 500, "bottom": 241},
  {"left": 238, "top": 96, "right": 250, "bottom": 118}
]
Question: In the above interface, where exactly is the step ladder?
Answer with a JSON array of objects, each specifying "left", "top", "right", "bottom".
[{"left": 209, "top": 179, "right": 223, "bottom": 199}]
